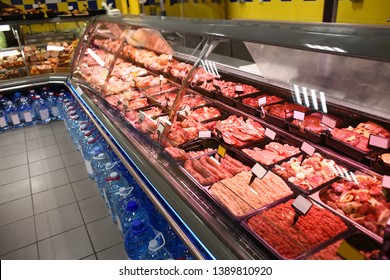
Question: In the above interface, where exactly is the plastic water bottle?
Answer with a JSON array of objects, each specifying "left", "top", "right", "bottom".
[
  {"left": 32, "top": 95, "right": 50, "bottom": 124},
  {"left": 18, "top": 97, "right": 36, "bottom": 126},
  {"left": 46, "top": 92, "right": 61, "bottom": 121},
  {"left": 95, "top": 161, "right": 120, "bottom": 197},
  {"left": 124, "top": 218, "right": 156, "bottom": 260},
  {"left": 143, "top": 234, "right": 173, "bottom": 260},
  {"left": 68, "top": 114, "right": 82, "bottom": 145},
  {"left": 173, "top": 243, "right": 195, "bottom": 260},
  {"left": 27, "top": 89, "right": 36, "bottom": 104},
  {"left": 0, "top": 107, "right": 9, "bottom": 132},
  {"left": 103, "top": 172, "right": 129, "bottom": 222},
  {"left": 119, "top": 199, "right": 149, "bottom": 237},
  {"left": 91, "top": 151, "right": 111, "bottom": 177},
  {"left": 40, "top": 86, "right": 49, "bottom": 100},
  {"left": 5, "top": 101, "right": 22, "bottom": 129},
  {"left": 12, "top": 92, "right": 23, "bottom": 107},
  {"left": 113, "top": 186, "right": 138, "bottom": 228},
  {"left": 56, "top": 92, "right": 65, "bottom": 120},
  {"left": 82, "top": 136, "right": 101, "bottom": 178}
]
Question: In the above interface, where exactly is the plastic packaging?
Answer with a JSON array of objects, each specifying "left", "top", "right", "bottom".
[
  {"left": 18, "top": 97, "right": 36, "bottom": 126},
  {"left": 144, "top": 234, "right": 173, "bottom": 260},
  {"left": 0, "top": 107, "right": 9, "bottom": 132},
  {"left": 124, "top": 218, "right": 156, "bottom": 260},
  {"left": 5, "top": 101, "right": 22, "bottom": 129},
  {"left": 119, "top": 199, "right": 149, "bottom": 237},
  {"left": 46, "top": 92, "right": 61, "bottom": 121},
  {"left": 32, "top": 95, "right": 50, "bottom": 124},
  {"left": 103, "top": 172, "right": 129, "bottom": 222}
]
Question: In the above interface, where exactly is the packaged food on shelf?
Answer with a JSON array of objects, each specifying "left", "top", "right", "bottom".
[{"left": 263, "top": 102, "right": 310, "bottom": 128}]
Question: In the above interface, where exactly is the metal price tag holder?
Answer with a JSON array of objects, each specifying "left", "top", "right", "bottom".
[{"left": 291, "top": 195, "right": 312, "bottom": 225}]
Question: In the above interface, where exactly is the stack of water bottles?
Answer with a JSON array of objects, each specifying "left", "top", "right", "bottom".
[
  {"left": 0, "top": 86, "right": 66, "bottom": 132},
  {"left": 60, "top": 90, "right": 195, "bottom": 260}
]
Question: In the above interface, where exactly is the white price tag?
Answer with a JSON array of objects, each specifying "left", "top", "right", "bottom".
[
  {"left": 0, "top": 25, "right": 11, "bottom": 32},
  {"left": 139, "top": 111, "right": 145, "bottom": 122},
  {"left": 251, "top": 163, "right": 267, "bottom": 180},
  {"left": 33, "top": 4, "right": 38, "bottom": 8},
  {"left": 47, "top": 46, "right": 64, "bottom": 52},
  {"left": 68, "top": 5, "right": 74, "bottom": 11},
  {"left": 369, "top": 135, "right": 389, "bottom": 149},
  {"left": 11, "top": 114, "right": 20, "bottom": 125},
  {"left": 292, "top": 195, "right": 312, "bottom": 215},
  {"left": 157, "top": 122, "right": 165, "bottom": 134},
  {"left": 265, "top": 128, "right": 276, "bottom": 140},
  {"left": 293, "top": 110, "right": 305, "bottom": 121},
  {"left": 0, "top": 116, "right": 6, "bottom": 128},
  {"left": 383, "top": 175, "right": 390, "bottom": 190},
  {"left": 158, "top": 116, "right": 171, "bottom": 126},
  {"left": 235, "top": 85, "right": 243, "bottom": 92},
  {"left": 168, "top": 55, "right": 172, "bottom": 61},
  {"left": 40, "top": 109, "right": 49, "bottom": 120},
  {"left": 258, "top": 96, "right": 267, "bottom": 107},
  {"left": 24, "top": 112, "right": 33, "bottom": 123},
  {"left": 321, "top": 115, "right": 337, "bottom": 128},
  {"left": 301, "top": 141, "right": 315, "bottom": 156},
  {"left": 198, "top": 131, "right": 211, "bottom": 138},
  {"left": 52, "top": 107, "right": 59, "bottom": 117},
  {"left": 184, "top": 105, "right": 191, "bottom": 114},
  {"left": 159, "top": 74, "right": 164, "bottom": 81},
  {"left": 76, "top": 85, "right": 83, "bottom": 96}
]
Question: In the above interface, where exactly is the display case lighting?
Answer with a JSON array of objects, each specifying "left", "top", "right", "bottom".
[
  {"left": 292, "top": 84, "right": 328, "bottom": 113},
  {"left": 87, "top": 48, "right": 105, "bottom": 67},
  {"left": 201, "top": 59, "right": 220, "bottom": 78},
  {"left": 305, "top": 44, "right": 347, "bottom": 53}
]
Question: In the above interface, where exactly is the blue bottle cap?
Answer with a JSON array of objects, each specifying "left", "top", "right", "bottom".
[
  {"left": 132, "top": 218, "right": 143, "bottom": 231},
  {"left": 126, "top": 200, "right": 138, "bottom": 211}
]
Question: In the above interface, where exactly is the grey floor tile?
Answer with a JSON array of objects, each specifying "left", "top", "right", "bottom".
[
  {"left": 32, "top": 184, "right": 76, "bottom": 214},
  {"left": 27, "top": 144, "right": 60, "bottom": 163},
  {"left": 0, "top": 197, "right": 34, "bottom": 227},
  {"left": 25, "top": 126, "right": 54, "bottom": 141},
  {"left": 58, "top": 140, "right": 78, "bottom": 155},
  {"left": 0, "top": 142, "right": 27, "bottom": 158},
  {"left": 26, "top": 135, "right": 56, "bottom": 151},
  {"left": 0, "top": 130, "right": 25, "bottom": 147},
  {"left": 0, "top": 165, "right": 29, "bottom": 187},
  {"left": 78, "top": 195, "right": 110, "bottom": 224},
  {"left": 0, "top": 244, "right": 38, "bottom": 260},
  {"left": 0, "top": 217, "right": 36, "bottom": 256},
  {"left": 72, "top": 178, "right": 99, "bottom": 201},
  {"left": 31, "top": 169, "right": 70, "bottom": 194},
  {"left": 81, "top": 254, "right": 97, "bottom": 260},
  {"left": 29, "top": 155, "right": 65, "bottom": 177},
  {"left": 38, "top": 226, "right": 94, "bottom": 260},
  {"left": 86, "top": 216, "right": 123, "bottom": 252},
  {"left": 35, "top": 203, "right": 84, "bottom": 241},
  {"left": 0, "top": 179, "right": 31, "bottom": 205},
  {"left": 54, "top": 131, "right": 72, "bottom": 144},
  {"left": 0, "top": 153, "right": 28, "bottom": 171},
  {"left": 97, "top": 243, "right": 127, "bottom": 260},
  {"left": 51, "top": 121, "right": 67, "bottom": 133},
  {"left": 66, "top": 163, "right": 89, "bottom": 183},
  {"left": 61, "top": 150, "right": 84, "bottom": 167}
]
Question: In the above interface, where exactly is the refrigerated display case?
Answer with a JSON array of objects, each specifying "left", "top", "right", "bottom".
[{"left": 1, "top": 15, "right": 390, "bottom": 260}]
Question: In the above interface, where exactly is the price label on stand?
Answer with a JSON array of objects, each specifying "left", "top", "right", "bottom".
[
  {"left": 33, "top": 4, "right": 38, "bottom": 8},
  {"left": 337, "top": 240, "right": 365, "bottom": 260},
  {"left": 168, "top": 55, "right": 172, "bottom": 61},
  {"left": 68, "top": 5, "right": 74, "bottom": 11},
  {"left": 292, "top": 195, "right": 312, "bottom": 225},
  {"left": 264, "top": 128, "right": 276, "bottom": 140},
  {"left": 368, "top": 135, "right": 389, "bottom": 149},
  {"left": 139, "top": 111, "right": 145, "bottom": 122},
  {"left": 258, "top": 96, "right": 267, "bottom": 107},
  {"left": 198, "top": 131, "right": 211, "bottom": 138},
  {"left": 293, "top": 110, "right": 305, "bottom": 121},
  {"left": 157, "top": 122, "right": 165, "bottom": 134},
  {"left": 321, "top": 115, "right": 337, "bottom": 129},
  {"left": 75, "top": 86, "right": 83, "bottom": 96},
  {"left": 235, "top": 85, "right": 243, "bottom": 93},
  {"left": 301, "top": 141, "right": 316, "bottom": 157},
  {"left": 217, "top": 145, "right": 226, "bottom": 158},
  {"left": 252, "top": 163, "right": 267, "bottom": 179}
]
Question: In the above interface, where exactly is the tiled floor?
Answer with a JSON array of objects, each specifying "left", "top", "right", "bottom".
[{"left": 0, "top": 121, "right": 127, "bottom": 260}]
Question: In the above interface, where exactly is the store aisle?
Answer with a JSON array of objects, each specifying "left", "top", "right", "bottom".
[{"left": 0, "top": 121, "right": 128, "bottom": 260}]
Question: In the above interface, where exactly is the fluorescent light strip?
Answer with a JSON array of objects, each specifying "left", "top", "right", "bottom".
[
  {"left": 343, "top": 168, "right": 352, "bottom": 181},
  {"left": 302, "top": 87, "right": 310, "bottom": 107},
  {"left": 350, "top": 172, "right": 359, "bottom": 185},
  {"left": 330, "top": 164, "right": 338, "bottom": 176},
  {"left": 293, "top": 84, "right": 302, "bottom": 105},
  {"left": 320, "top": 91, "right": 328, "bottom": 113},
  {"left": 310, "top": 89, "right": 318, "bottom": 110},
  {"left": 335, "top": 165, "right": 344, "bottom": 177},
  {"left": 210, "top": 61, "right": 220, "bottom": 77}
]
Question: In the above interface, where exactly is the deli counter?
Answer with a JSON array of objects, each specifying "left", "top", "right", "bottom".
[{"left": 3, "top": 15, "right": 390, "bottom": 260}]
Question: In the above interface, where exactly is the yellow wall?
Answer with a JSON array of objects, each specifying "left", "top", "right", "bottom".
[
  {"left": 226, "top": 0, "right": 324, "bottom": 22},
  {"left": 336, "top": 0, "right": 390, "bottom": 25}
]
